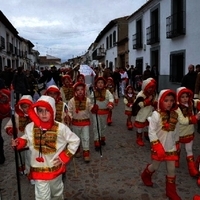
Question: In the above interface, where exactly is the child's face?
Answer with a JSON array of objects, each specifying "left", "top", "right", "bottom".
[
  {"left": 128, "top": 88, "right": 133, "bottom": 94},
  {"left": 77, "top": 77, "right": 85, "bottom": 83},
  {"left": 180, "top": 93, "right": 189, "bottom": 104},
  {"left": 163, "top": 95, "right": 175, "bottom": 110},
  {"left": 75, "top": 86, "right": 85, "bottom": 97},
  {"left": 36, "top": 106, "right": 51, "bottom": 122},
  {"left": 47, "top": 91, "right": 59, "bottom": 100},
  {"left": 107, "top": 80, "right": 112, "bottom": 86},
  {"left": 64, "top": 79, "right": 70, "bottom": 85},
  {"left": 96, "top": 80, "right": 105, "bottom": 89},
  {"left": 20, "top": 103, "right": 30, "bottom": 114}
]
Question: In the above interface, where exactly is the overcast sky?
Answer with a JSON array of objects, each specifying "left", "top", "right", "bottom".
[{"left": 1, "top": 0, "right": 147, "bottom": 62}]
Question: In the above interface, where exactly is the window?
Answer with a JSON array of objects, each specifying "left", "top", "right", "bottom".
[
  {"left": 170, "top": 51, "right": 185, "bottom": 83},
  {"left": 109, "top": 34, "right": 112, "bottom": 48},
  {"left": 106, "top": 37, "right": 109, "bottom": 49},
  {"left": 113, "top": 31, "right": 116, "bottom": 46}
]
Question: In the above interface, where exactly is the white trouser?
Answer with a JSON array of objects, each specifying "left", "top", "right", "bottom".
[
  {"left": 121, "top": 80, "right": 127, "bottom": 95},
  {"left": 35, "top": 174, "right": 64, "bottom": 200},
  {"left": 72, "top": 125, "right": 90, "bottom": 150},
  {"left": 92, "top": 114, "right": 107, "bottom": 141}
]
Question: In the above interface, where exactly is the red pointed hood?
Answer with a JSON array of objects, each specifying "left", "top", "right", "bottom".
[
  {"left": 15, "top": 95, "right": 33, "bottom": 117},
  {"left": 28, "top": 95, "right": 56, "bottom": 130}
]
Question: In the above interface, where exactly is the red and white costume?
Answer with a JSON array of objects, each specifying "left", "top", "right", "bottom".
[
  {"left": 90, "top": 77, "right": 114, "bottom": 150},
  {"left": 5, "top": 95, "right": 33, "bottom": 174},
  {"left": 0, "top": 88, "right": 10, "bottom": 164},
  {"left": 15, "top": 95, "right": 80, "bottom": 200},
  {"left": 60, "top": 75, "right": 74, "bottom": 104},
  {"left": 106, "top": 77, "right": 118, "bottom": 125},
  {"left": 68, "top": 82, "right": 93, "bottom": 162},
  {"left": 123, "top": 85, "right": 135, "bottom": 130},
  {"left": 141, "top": 89, "right": 198, "bottom": 200},
  {"left": 133, "top": 78, "right": 157, "bottom": 146},
  {"left": 176, "top": 87, "right": 199, "bottom": 177},
  {"left": 45, "top": 85, "right": 70, "bottom": 125}
]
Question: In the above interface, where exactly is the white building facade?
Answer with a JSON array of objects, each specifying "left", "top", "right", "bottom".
[
  {"left": 128, "top": 0, "right": 200, "bottom": 91},
  {"left": 0, "top": 11, "right": 39, "bottom": 71}
]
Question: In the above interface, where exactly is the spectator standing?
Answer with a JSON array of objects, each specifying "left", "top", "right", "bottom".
[
  {"left": 112, "top": 67, "right": 121, "bottom": 98},
  {"left": 1, "top": 66, "right": 14, "bottom": 88},
  {"left": 181, "top": 64, "right": 197, "bottom": 94},
  {"left": 151, "top": 65, "right": 159, "bottom": 92},
  {"left": 12, "top": 66, "right": 30, "bottom": 103},
  {"left": 119, "top": 67, "right": 129, "bottom": 97},
  {"left": 143, "top": 65, "right": 152, "bottom": 80}
]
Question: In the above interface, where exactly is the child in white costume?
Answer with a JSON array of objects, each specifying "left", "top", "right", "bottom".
[
  {"left": 68, "top": 82, "right": 93, "bottom": 162},
  {"left": 5, "top": 95, "right": 33, "bottom": 175},
  {"left": 133, "top": 78, "right": 157, "bottom": 146},
  {"left": 124, "top": 85, "right": 135, "bottom": 130},
  {"left": 12, "top": 95, "right": 80, "bottom": 200},
  {"left": 176, "top": 87, "right": 198, "bottom": 177},
  {"left": 90, "top": 77, "right": 114, "bottom": 151},
  {"left": 45, "top": 85, "right": 71, "bottom": 126},
  {"left": 141, "top": 89, "right": 199, "bottom": 200}
]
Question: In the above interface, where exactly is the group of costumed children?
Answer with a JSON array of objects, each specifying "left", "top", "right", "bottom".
[
  {"left": 0, "top": 73, "right": 115, "bottom": 199},
  {"left": 123, "top": 77, "right": 200, "bottom": 200},
  {"left": 2, "top": 73, "right": 200, "bottom": 199}
]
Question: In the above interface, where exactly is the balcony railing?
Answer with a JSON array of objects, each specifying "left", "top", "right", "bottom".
[
  {"left": 146, "top": 24, "right": 159, "bottom": 45},
  {"left": 166, "top": 11, "right": 186, "bottom": 38},
  {"left": 132, "top": 33, "right": 143, "bottom": 49},
  {"left": 92, "top": 47, "right": 106, "bottom": 60}
]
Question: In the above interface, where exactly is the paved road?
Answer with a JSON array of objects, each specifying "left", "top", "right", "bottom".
[{"left": 0, "top": 97, "right": 200, "bottom": 200}]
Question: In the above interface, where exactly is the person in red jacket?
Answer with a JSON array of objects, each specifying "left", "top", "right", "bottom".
[
  {"left": 0, "top": 88, "right": 10, "bottom": 164},
  {"left": 141, "top": 89, "right": 200, "bottom": 200},
  {"left": 11, "top": 95, "right": 80, "bottom": 199}
]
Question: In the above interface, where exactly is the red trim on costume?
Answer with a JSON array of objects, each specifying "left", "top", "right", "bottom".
[
  {"left": 144, "top": 98, "right": 151, "bottom": 106},
  {"left": 59, "top": 151, "right": 71, "bottom": 164},
  {"left": 72, "top": 119, "right": 90, "bottom": 126},
  {"left": 16, "top": 138, "right": 27, "bottom": 150},
  {"left": 125, "top": 110, "right": 132, "bottom": 116},
  {"left": 107, "top": 102, "right": 114, "bottom": 109},
  {"left": 134, "top": 120, "right": 149, "bottom": 128},
  {"left": 97, "top": 109, "right": 109, "bottom": 115},
  {"left": 189, "top": 115, "right": 197, "bottom": 124},
  {"left": 30, "top": 165, "right": 66, "bottom": 180},
  {"left": 179, "top": 133, "right": 194, "bottom": 143}
]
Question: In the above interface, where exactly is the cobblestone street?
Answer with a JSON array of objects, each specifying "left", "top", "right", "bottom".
[{"left": 1, "top": 97, "right": 200, "bottom": 200}]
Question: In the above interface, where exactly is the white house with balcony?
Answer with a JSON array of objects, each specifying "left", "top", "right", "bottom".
[
  {"left": 128, "top": 0, "right": 200, "bottom": 91},
  {"left": 0, "top": 10, "right": 39, "bottom": 70},
  {"left": 92, "top": 16, "right": 129, "bottom": 71}
]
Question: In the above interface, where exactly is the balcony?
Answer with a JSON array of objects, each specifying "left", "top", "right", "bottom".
[
  {"left": 92, "top": 47, "right": 106, "bottom": 60},
  {"left": 132, "top": 33, "right": 143, "bottom": 49},
  {"left": 146, "top": 24, "right": 159, "bottom": 45},
  {"left": 0, "top": 36, "right": 5, "bottom": 50},
  {"left": 166, "top": 11, "right": 186, "bottom": 38}
]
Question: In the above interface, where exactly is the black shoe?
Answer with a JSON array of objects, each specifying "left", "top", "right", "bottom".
[
  {"left": 0, "top": 154, "right": 5, "bottom": 165},
  {"left": 95, "top": 146, "right": 100, "bottom": 151},
  {"left": 101, "top": 140, "right": 106, "bottom": 146}
]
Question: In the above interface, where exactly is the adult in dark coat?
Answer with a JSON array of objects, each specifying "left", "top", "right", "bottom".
[
  {"left": 112, "top": 67, "right": 121, "bottom": 97},
  {"left": 181, "top": 64, "right": 197, "bottom": 94},
  {"left": 12, "top": 66, "right": 30, "bottom": 103}
]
